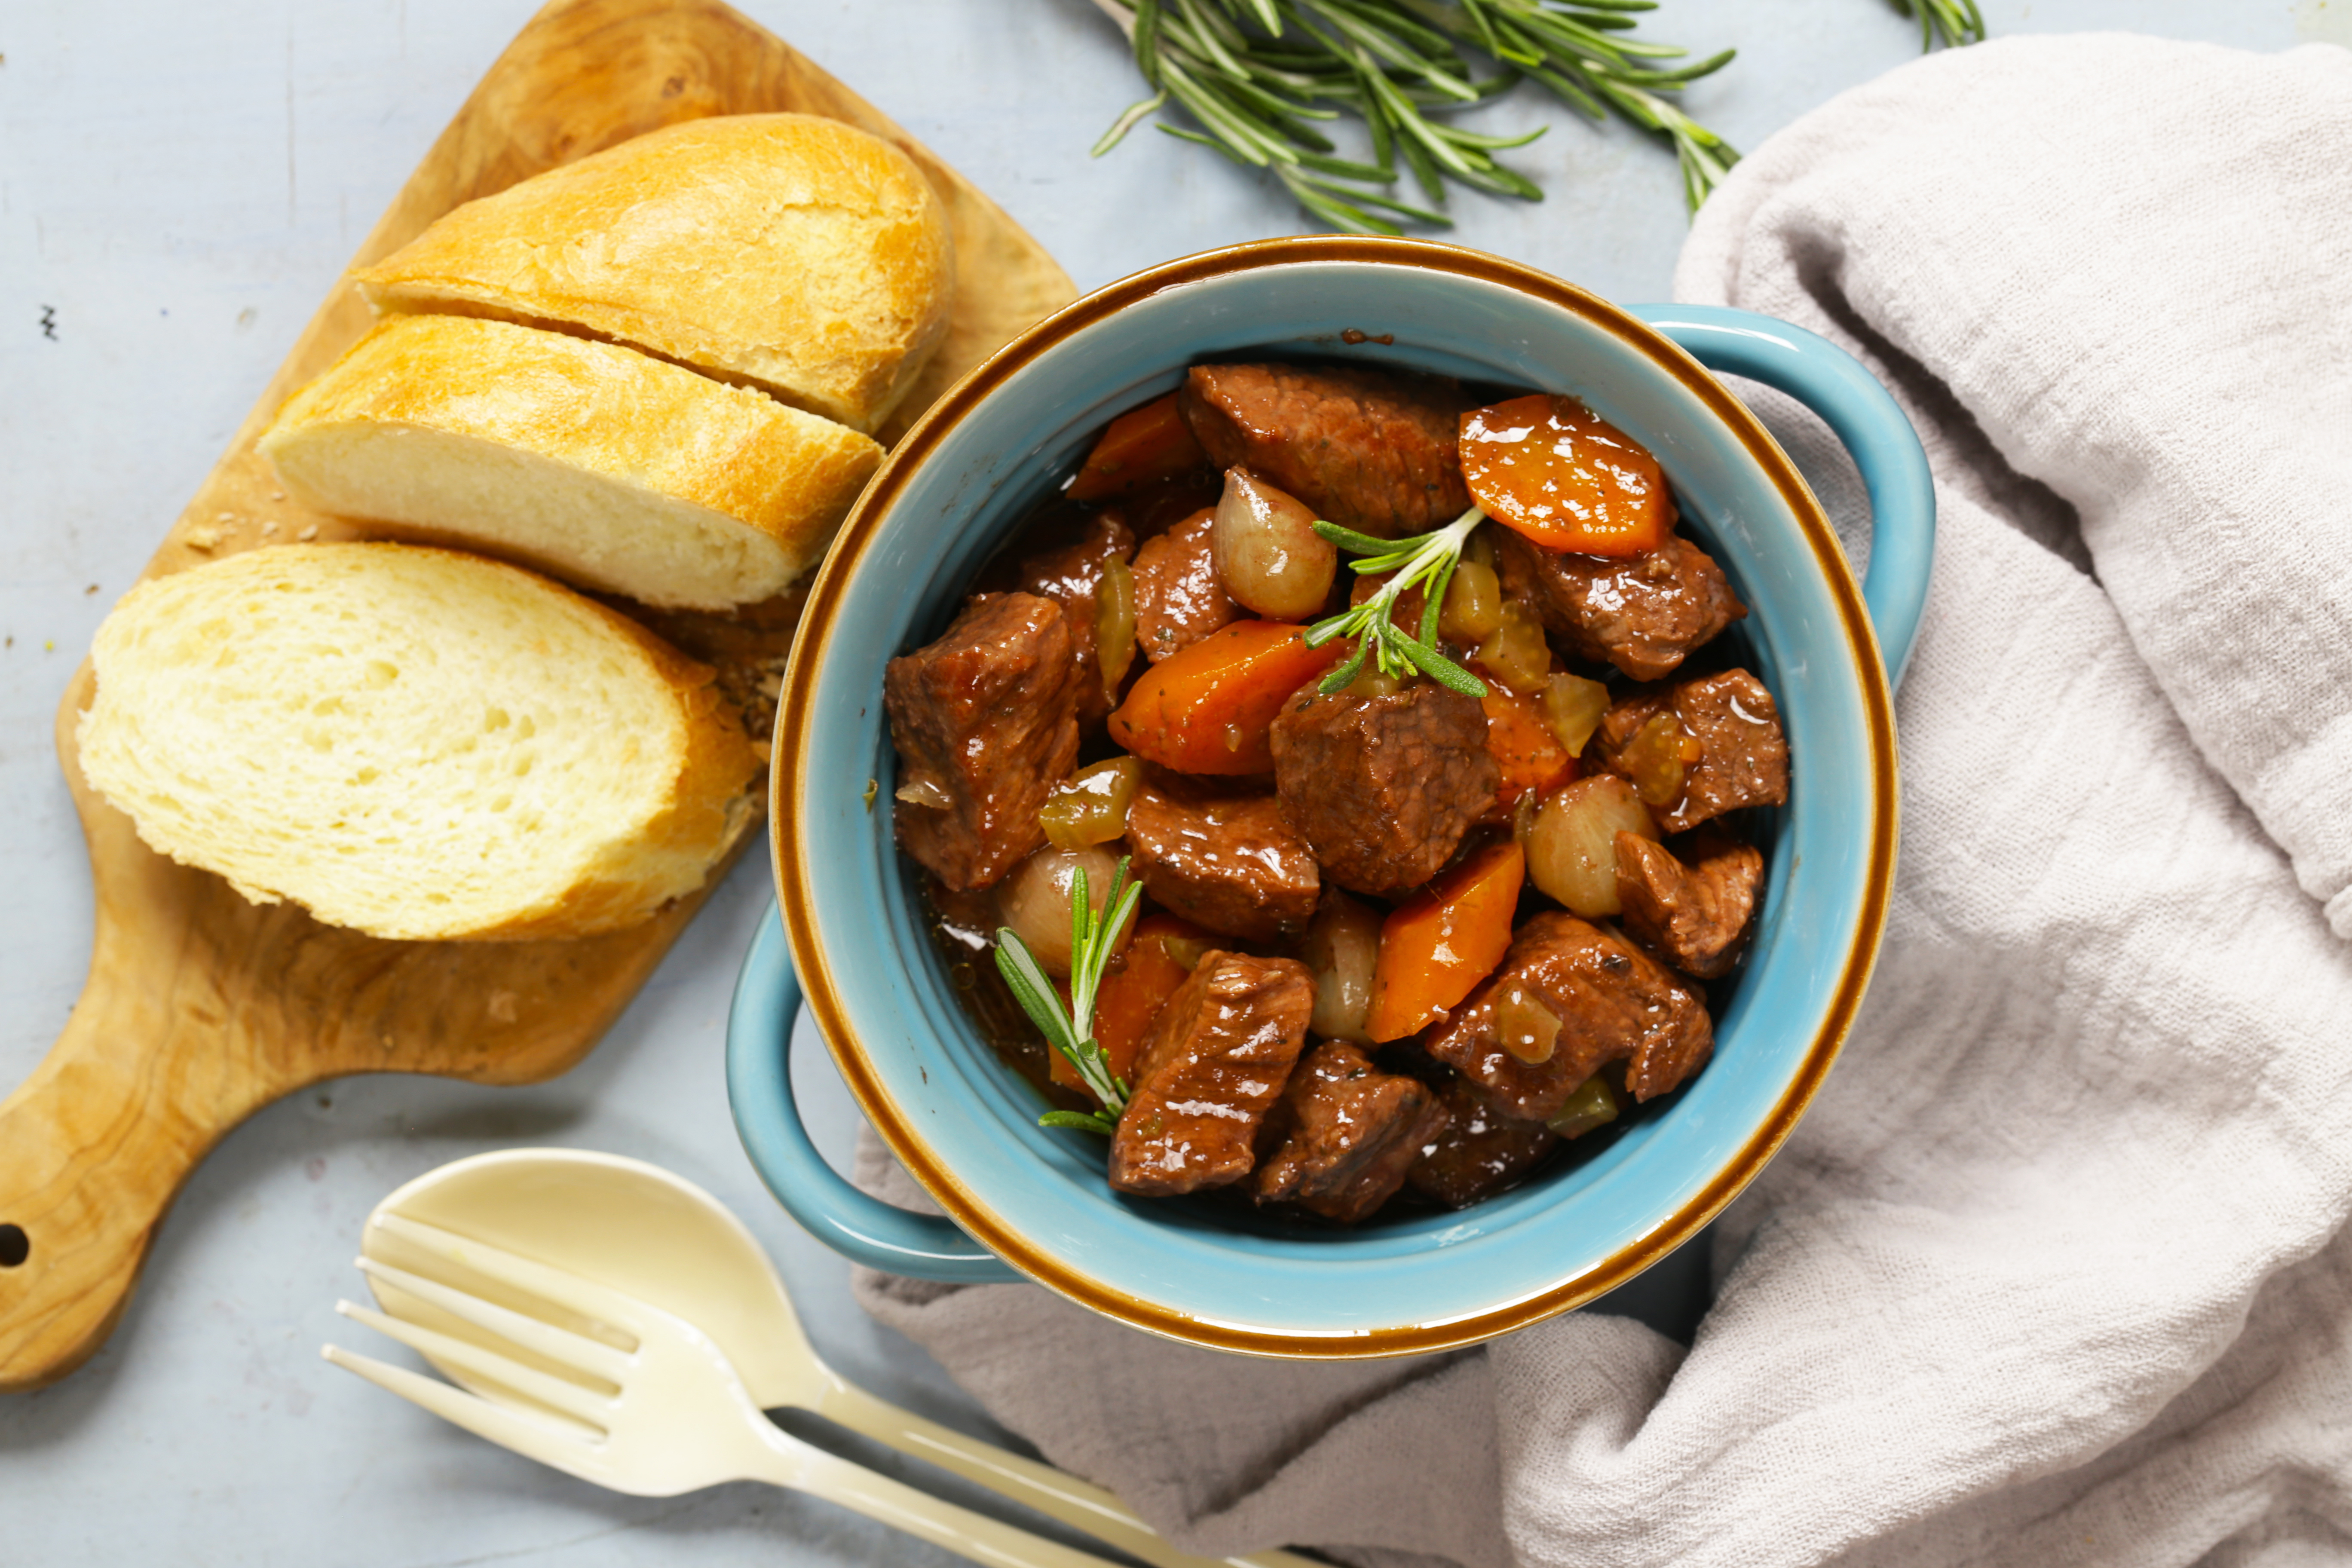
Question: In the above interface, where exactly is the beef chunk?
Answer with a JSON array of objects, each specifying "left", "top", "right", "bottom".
[
  {"left": 1614, "top": 825, "right": 1763, "bottom": 979},
  {"left": 1110, "top": 471, "right": 1227, "bottom": 546},
  {"left": 1131, "top": 506, "right": 1237, "bottom": 664},
  {"left": 1109, "top": 952, "right": 1315, "bottom": 1197},
  {"left": 1494, "top": 528, "right": 1745, "bottom": 682},
  {"left": 1406, "top": 1075, "right": 1559, "bottom": 1209},
  {"left": 1125, "top": 776, "right": 1320, "bottom": 943},
  {"left": 1596, "top": 669, "right": 1788, "bottom": 833},
  {"left": 1011, "top": 512, "right": 1133, "bottom": 725},
  {"left": 1181, "top": 363, "right": 1473, "bottom": 538},
  {"left": 1269, "top": 679, "right": 1498, "bottom": 896},
  {"left": 884, "top": 593, "right": 1082, "bottom": 892},
  {"left": 1424, "top": 911, "right": 1712, "bottom": 1120},
  {"left": 1252, "top": 1039, "right": 1451, "bottom": 1222}
]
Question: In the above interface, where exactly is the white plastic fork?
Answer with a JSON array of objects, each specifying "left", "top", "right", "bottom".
[{"left": 325, "top": 1215, "right": 1127, "bottom": 1568}]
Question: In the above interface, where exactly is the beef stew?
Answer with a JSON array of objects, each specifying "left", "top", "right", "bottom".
[{"left": 883, "top": 360, "right": 1788, "bottom": 1225}]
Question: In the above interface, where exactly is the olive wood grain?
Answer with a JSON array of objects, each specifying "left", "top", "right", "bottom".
[{"left": 0, "top": 0, "right": 1075, "bottom": 1392}]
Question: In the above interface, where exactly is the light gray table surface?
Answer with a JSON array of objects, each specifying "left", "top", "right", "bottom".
[{"left": 0, "top": 2, "right": 2329, "bottom": 1563}]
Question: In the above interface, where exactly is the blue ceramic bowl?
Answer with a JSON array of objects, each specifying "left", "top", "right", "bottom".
[{"left": 730, "top": 237, "right": 1929, "bottom": 1358}]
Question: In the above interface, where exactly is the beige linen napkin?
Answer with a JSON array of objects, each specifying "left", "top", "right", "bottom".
[{"left": 853, "top": 33, "right": 2352, "bottom": 1566}]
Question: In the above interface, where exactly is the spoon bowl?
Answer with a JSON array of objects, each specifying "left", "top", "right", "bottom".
[{"left": 362, "top": 1148, "right": 824, "bottom": 1411}]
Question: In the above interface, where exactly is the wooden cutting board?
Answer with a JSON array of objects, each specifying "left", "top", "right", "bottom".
[{"left": 0, "top": 0, "right": 1076, "bottom": 1393}]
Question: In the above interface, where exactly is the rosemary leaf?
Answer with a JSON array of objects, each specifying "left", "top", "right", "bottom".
[
  {"left": 1093, "top": 89, "right": 1171, "bottom": 155},
  {"left": 1298, "top": 173, "right": 1453, "bottom": 224},
  {"left": 1614, "top": 54, "right": 1737, "bottom": 89},
  {"left": 1456, "top": 0, "right": 1515, "bottom": 64},
  {"left": 1158, "top": 121, "right": 1258, "bottom": 165},
  {"left": 1890, "top": 0, "right": 1987, "bottom": 49},
  {"left": 1171, "top": 0, "right": 1252, "bottom": 75},
  {"left": 1294, "top": 149, "right": 1396, "bottom": 181},
  {"left": 1431, "top": 118, "right": 1547, "bottom": 151},
  {"left": 1291, "top": 183, "right": 1400, "bottom": 234},
  {"left": 1280, "top": 167, "right": 1404, "bottom": 233},
  {"left": 1400, "top": 635, "right": 1486, "bottom": 696},
  {"left": 1419, "top": 554, "right": 1453, "bottom": 645},
  {"left": 1314, "top": 0, "right": 1456, "bottom": 60},
  {"left": 1358, "top": 84, "right": 1397, "bottom": 169},
  {"left": 1454, "top": 160, "right": 1545, "bottom": 202},
  {"left": 1314, "top": 519, "right": 1409, "bottom": 555},
  {"left": 1134, "top": 0, "right": 1165, "bottom": 86},
  {"left": 995, "top": 938, "right": 1081, "bottom": 1063},
  {"left": 1522, "top": 59, "right": 1606, "bottom": 119},
  {"left": 1396, "top": 113, "right": 1450, "bottom": 202},
  {"left": 1040, "top": 1109, "right": 1122, "bottom": 1135},
  {"left": 1223, "top": 72, "right": 1341, "bottom": 121},
  {"left": 1324, "top": 636, "right": 1373, "bottom": 691}
]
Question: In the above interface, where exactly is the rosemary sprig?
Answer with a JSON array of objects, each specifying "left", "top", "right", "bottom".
[
  {"left": 1889, "top": 0, "right": 1986, "bottom": 50},
  {"left": 1304, "top": 505, "right": 1489, "bottom": 697},
  {"left": 995, "top": 857, "right": 1146, "bottom": 1136},
  {"left": 1450, "top": 0, "right": 1738, "bottom": 212},
  {"left": 1086, "top": 0, "right": 1738, "bottom": 230}
]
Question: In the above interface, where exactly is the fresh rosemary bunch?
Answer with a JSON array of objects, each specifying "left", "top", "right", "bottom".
[
  {"left": 1304, "top": 505, "right": 1490, "bottom": 697},
  {"left": 996, "top": 857, "right": 1147, "bottom": 1136},
  {"left": 1087, "top": 0, "right": 1739, "bottom": 232},
  {"left": 1890, "top": 0, "right": 1986, "bottom": 50}
]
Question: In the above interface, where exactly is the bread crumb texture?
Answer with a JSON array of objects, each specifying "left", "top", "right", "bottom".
[
  {"left": 352, "top": 113, "right": 954, "bottom": 434},
  {"left": 76, "top": 543, "right": 762, "bottom": 941},
  {"left": 259, "top": 316, "right": 881, "bottom": 609}
]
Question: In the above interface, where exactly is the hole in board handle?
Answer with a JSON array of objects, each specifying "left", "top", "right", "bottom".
[{"left": 0, "top": 1225, "right": 27, "bottom": 1267}]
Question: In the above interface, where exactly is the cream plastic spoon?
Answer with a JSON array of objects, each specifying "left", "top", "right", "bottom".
[{"left": 359, "top": 1148, "right": 1320, "bottom": 1568}]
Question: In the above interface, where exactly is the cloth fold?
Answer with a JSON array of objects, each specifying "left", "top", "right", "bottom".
[{"left": 854, "top": 34, "right": 2352, "bottom": 1567}]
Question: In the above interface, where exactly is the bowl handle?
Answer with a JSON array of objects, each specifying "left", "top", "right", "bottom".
[
  {"left": 727, "top": 902, "right": 1024, "bottom": 1283},
  {"left": 1631, "top": 304, "right": 1936, "bottom": 689}
]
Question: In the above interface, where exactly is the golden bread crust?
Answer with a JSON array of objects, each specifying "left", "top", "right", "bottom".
[
  {"left": 351, "top": 113, "right": 954, "bottom": 433},
  {"left": 257, "top": 316, "right": 881, "bottom": 606}
]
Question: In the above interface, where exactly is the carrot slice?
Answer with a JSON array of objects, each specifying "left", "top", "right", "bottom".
[
  {"left": 1066, "top": 391, "right": 1208, "bottom": 502},
  {"left": 1481, "top": 686, "right": 1576, "bottom": 809},
  {"left": 1052, "top": 913, "right": 1205, "bottom": 1099},
  {"left": 1460, "top": 393, "right": 1670, "bottom": 558},
  {"left": 1109, "top": 620, "right": 1347, "bottom": 776},
  {"left": 1366, "top": 841, "right": 1526, "bottom": 1042}
]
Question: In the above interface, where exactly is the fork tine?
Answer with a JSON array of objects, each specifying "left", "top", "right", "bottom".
[
  {"left": 370, "top": 1212, "right": 646, "bottom": 1335},
  {"left": 357, "top": 1257, "right": 633, "bottom": 1384},
  {"left": 336, "top": 1300, "right": 615, "bottom": 1427},
  {"left": 322, "top": 1343, "right": 611, "bottom": 1487}
]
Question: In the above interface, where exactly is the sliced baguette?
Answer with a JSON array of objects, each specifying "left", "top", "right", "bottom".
[
  {"left": 257, "top": 316, "right": 880, "bottom": 611},
  {"left": 351, "top": 113, "right": 954, "bottom": 434},
  {"left": 76, "top": 543, "right": 762, "bottom": 942}
]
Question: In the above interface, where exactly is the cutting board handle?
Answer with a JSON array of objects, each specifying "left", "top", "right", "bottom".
[{"left": 0, "top": 973, "right": 252, "bottom": 1391}]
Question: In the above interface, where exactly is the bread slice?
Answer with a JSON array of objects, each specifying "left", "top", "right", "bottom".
[
  {"left": 76, "top": 543, "right": 763, "bottom": 942},
  {"left": 258, "top": 316, "right": 881, "bottom": 611},
  {"left": 351, "top": 113, "right": 954, "bottom": 434}
]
